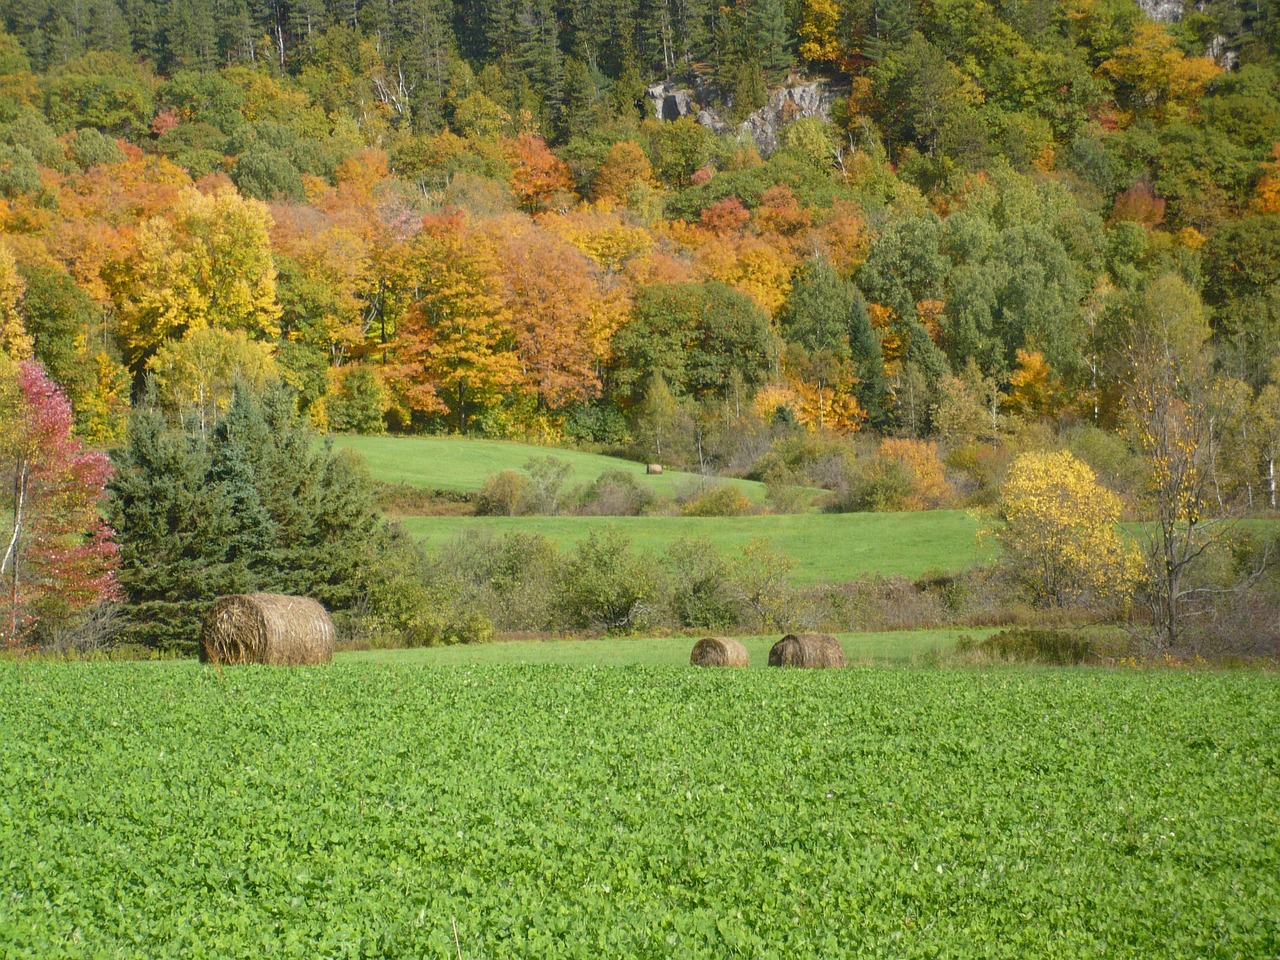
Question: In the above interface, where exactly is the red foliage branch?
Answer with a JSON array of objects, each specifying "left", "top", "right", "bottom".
[{"left": 1, "top": 362, "right": 121, "bottom": 646}]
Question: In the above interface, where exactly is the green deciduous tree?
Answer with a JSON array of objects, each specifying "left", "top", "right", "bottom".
[{"left": 614, "top": 281, "right": 777, "bottom": 402}]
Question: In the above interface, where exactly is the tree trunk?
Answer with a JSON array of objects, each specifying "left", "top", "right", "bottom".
[{"left": 2, "top": 460, "right": 27, "bottom": 643}]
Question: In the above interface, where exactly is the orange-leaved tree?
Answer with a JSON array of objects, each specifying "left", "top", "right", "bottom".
[
  {"left": 483, "top": 217, "right": 622, "bottom": 412},
  {"left": 388, "top": 221, "right": 520, "bottom": 433},
  {"left": 506, "top": 134, "right": 575, "bottom": 213}
]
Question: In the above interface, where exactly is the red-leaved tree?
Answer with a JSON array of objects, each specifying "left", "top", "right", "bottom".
[{"left": 1, "top": 361, "right": 120, "bottom": 646}]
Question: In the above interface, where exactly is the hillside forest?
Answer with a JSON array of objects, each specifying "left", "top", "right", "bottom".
[{"left": 1, "top": 0, "right": 1279, "bottom": 653}]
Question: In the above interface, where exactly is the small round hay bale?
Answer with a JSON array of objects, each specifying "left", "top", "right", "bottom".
[
  {"left": 200, "top": 593, "right": 335, "bottom": 666},
  {"left": 646, "top": 463, "right": 663, "bottom": 475},
  {"left": 690, "top": 636, "right": 750, "bottom": 668},
  {"left": 768, "top": 633, "right": 845, "bottom": 669}
]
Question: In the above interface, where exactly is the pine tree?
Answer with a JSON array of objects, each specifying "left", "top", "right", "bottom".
[
  {"left": 515, "top": 0, "right": 564, "bottom": 132},
  {"left": 745, "top": 0, "right": 792, "bottom": 74},
  {"left": 783, "top": 258, "right": 887, "bottom": 423}
]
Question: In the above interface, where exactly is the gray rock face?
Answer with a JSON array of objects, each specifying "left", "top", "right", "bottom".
[
  {"left": 646, "top": 82, "right": 696, "bottom": 121},
  {"left": 736, "top": 82, "right": 834, "bottom": 157},
  {"left": 1207, "top": 33, "right": 1239, "bottom": 70},
  {"left": 696, "top": 109, "right": 729, "bottom": 136},
  {"left": 1135, "top": 0, "right": 1183, "bottom": 22},
  {"left": 647, "top": 78, "right": 835, "bottom": 157}
]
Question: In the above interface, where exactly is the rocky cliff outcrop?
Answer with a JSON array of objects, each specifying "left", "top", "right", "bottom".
[
  {"left": 646, "top": 83, "right": 696, "bottom": 121},
  {"left": 648, "top": 79, "right": 838, "bottom": 158},
  {"left": 1135, "top": 0, "right": 1183, "bottom": 22},
  {"left": 737, "top": 82, "right": 834, "bottom": 157}
]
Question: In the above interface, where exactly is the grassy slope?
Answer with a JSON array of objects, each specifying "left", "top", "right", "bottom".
[
  {"left": 339, "top": 628, "right": 994, "bottom": 667},
  {"left": 400, "top": 510, "right": 991, "bottom": 584},
  {"left": 332, "top": 433, "right": 774, "bottom": 501},
  {"left": 335, "top": 434, "right": 993, "bottom": 584}
]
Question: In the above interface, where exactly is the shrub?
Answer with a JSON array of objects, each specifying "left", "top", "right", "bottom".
[
  {"left": 434, "top": 532, "right": 562, "bottom": 632},
  {"left": 996, "top": 449, "right": 1141, "bottom": 608},
  {"left": 558, "top": 529, "right": 660, "bottom": 632},
  {"left": 523, "top": 456, "right": 571, "bottom": 514},
  {"left": 679, "top": 484, "right": 754, "bottom": 516},
  {"left": 474, "top": 470, "right": 530, "bottom": 516},
  {"left": 763, "top": 463, "right": 809, "bottom": 513},
  {"left": 955, "top": 628, "right": 1100, "bottom": 665},
  {"left": 826, "top": 456, "right": 913, "bottom": 512},
  {"left": 665, "top": 538, "right": 736, "bottom": 629},
  {"left": 877, "top": 438, "right": 952, "bottom": 509},
  {"left": 576, "top": 469, "right": 654, "bottom": 516},
  {"left": 728, "top": 538, "right": 804, "bottom": 630}
]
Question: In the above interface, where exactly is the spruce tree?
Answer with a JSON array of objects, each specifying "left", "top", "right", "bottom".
[{"left": 109, "top": 384, "right": 392, "bottom": 653}]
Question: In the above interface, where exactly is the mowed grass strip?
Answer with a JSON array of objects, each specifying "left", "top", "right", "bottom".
[
  {"left": 400, "top": 510, "right": 991, "bottom": 584},
  {"left": 339, "top": 628, "right": 990, "bottom": 667},
  {"left": 332, "top": 433, "right": 774, "bottom": 502},
  {"left": 1, "top": 662, "right": 1276, "bottom": 958}
]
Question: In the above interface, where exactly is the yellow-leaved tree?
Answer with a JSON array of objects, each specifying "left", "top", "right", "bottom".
[
  {"left": 111, "top": 186, "right": 281, "bottom": 373},
  {"left": 997, "top": 449, "right": 1141, "bottom": 608},
  {"left": 0, "top": 242, "right": 32, "bottom": 361},
  {"left": 798, "top": 0, "right": 843, "bottom": 65}
]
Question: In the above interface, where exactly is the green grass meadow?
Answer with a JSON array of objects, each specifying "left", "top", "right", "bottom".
[
  {"left": 332, "top": 433, "right": 773, "bottom": 501},
  {"left": 400, "top": 510, "right": 990, "bottom": 584},
  {"left": 334, "top": 434, "right": 992, "bottom": 584},
  {"left": 2, "top": 660, "right": 1276, "bottom": 958}
]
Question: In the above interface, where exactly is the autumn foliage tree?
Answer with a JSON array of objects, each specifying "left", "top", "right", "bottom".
[
  {"left": 483, "top": 217, "right": 620, "bottom": 412},
  {"left": 507, "top": 134, "right": 575, "bottom": 212},
  {"left": 388, "top": 221, "right": 521, "bottom": 433},
  {"left": 997, "top": 449, "right": 1140, "bottom": 608},
  {"left": 0, "top": 360, "right": 120, "bottom": 646},
  {"left": 110, "top": 186, "right": 281, "bottom": 373}
]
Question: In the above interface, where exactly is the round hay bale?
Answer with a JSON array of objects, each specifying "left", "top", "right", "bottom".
[
  {"left": 200, "top": 593, "right": 335, "bottom": 666},
  {"left": 690, "top": 636, "right": 750, "bottom": 668},
  {"left": 768, "top": 633, "right": 845, "bottom": 669},
  {"left": 646, "top": 463, "right": 663, "bottom": 475}
]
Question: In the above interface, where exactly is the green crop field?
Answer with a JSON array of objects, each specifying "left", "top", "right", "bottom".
[
  {"left": 400, "top": 510, "right": 990, "bottom": 584},
  {"left": 332, "top": 434, "right": 774, "bottom": 502},
  {"left": 340, "top": 629, "right": 988, "bottom": 667},
  {"left": 2, "top": 661, "right": 1277, "bottom": 958}
]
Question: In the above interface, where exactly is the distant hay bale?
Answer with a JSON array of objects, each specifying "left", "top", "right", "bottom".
[
  {"left": 690, "top": 636, "right": 749, "bottom": 668},
  {"left": 646, "top": 463, "right": 663, "bottom": 475},
  {"left": 768, "top": 633, "right": 845, "bottom": 669},
  {"left": 200, "top": 593, "right": 335, "bottom": 666}
]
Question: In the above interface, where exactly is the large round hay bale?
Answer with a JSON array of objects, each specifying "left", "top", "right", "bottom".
[
  {"left": 768, "top": 633, "right": 845, "bottom": 669},
  {"left": 200, "top": 593, "right": 335, "bottom": 666},
  {"left": 646, "top": 463, "right": 663, "bottom": 475},
  {"left": 690, "top": 636, "right": 749, "bottom": 668}
]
